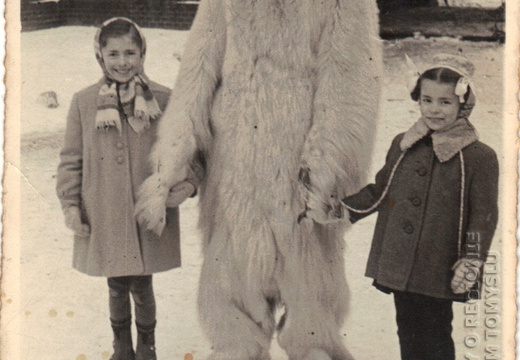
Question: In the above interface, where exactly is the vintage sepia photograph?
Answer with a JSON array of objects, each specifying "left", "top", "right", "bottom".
[{"left": 2, "top": 0, "right": 518, "bottom": 359}]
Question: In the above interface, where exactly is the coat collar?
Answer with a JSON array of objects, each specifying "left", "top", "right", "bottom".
[{"left": 400, "top": 117, "right": 479, "bottom": 162}]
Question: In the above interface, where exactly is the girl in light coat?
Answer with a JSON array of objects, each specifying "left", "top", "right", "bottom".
[{"left": 56, "top": 17, "right": 196, "bottom": 360}]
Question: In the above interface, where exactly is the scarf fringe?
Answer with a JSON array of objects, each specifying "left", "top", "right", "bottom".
[
  {"left": 95, "top": 107, "right": 122, "bottom": 133},
  {"left": 134, "top": 94, "right": 162, "bottom": 121},
  {"left": 144, "top": 97, "right": 162, "bottom": 119}
]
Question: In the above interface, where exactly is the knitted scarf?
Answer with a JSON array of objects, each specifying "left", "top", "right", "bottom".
[{"left": 94, "top": 17, "right": 161, "bottom": 135}]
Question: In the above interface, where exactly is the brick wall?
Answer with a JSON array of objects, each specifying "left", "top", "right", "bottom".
[
  {"left": 21, "top": 0, "right": 199, "bottom": 32},
  {"left": 21, "top": 1, "right": 64, "bottom": 31}
]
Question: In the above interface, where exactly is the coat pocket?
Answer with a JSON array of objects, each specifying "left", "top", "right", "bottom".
[{"left": 79, "top": 188, "right": 92, "bottom": 227}]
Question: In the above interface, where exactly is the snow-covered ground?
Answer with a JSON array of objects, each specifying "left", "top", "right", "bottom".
[{"left": 17, "top": 27, "right": 504, "bottom": 360}]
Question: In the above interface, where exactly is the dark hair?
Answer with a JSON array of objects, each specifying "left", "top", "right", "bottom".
[
  {"left": 99, "top": 19, "right": 143, "bottom": 51},
  {"left": 411, "top": 67, "right": 470, "bottom": 102}
]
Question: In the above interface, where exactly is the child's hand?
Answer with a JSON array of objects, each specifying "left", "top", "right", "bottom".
[
  {"left": 166, "top": 182, "right": 195, "bottom": 208},
  {"left": 450, "top": 258, "right": 484, "bottom": 294},
  {"left": 64, "top": 206, "right": 90, "bottom": 237}
]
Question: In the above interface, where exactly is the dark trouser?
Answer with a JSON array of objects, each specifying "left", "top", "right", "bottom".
[
  {"left": 394, "top": 291, "right": 455, "bottom": 360},
  {"left": 108, "top": 275, "right": 156, "bottom": 327}
]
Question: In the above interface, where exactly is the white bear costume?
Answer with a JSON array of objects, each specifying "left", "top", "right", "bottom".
[{"left": 136, "top": 1, "right": 382, "bottom": 359}]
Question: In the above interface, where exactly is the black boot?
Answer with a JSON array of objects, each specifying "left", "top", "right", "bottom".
[
  {"left": 135, "top": 321, "right": 156, "bottom": 360},
  {"left": 110, "top": 317, "right": 135, "bottom": 360}
]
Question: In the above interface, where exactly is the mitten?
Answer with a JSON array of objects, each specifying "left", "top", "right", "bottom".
[
  {"left": 450, "top": 258, "right": 484, "bottom": 294},
  {"left": 166, "top": 181, "right": 196, "bottom": 208},
  {"left": 134, "top": 173, "right": 170, "bottom": 237},
  {"left": 64, "top": 206, "right": 90, "bottom": 237}
]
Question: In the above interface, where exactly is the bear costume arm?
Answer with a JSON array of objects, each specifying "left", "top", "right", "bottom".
[
  {"left": 300, "top": 0, "right": 382, "bottom": 224},
  {"left": 150, "top": 0, "right": 225, "bottom": 185},
  {"left": 135, "top": 0, "right": 225, "bottom": 235}
]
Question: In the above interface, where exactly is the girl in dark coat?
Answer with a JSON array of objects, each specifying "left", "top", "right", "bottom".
[
  {"left": 341, "top": 54, "right": 499, "bottom": 360},
  {"left": 56, "top": 18, "right": 196, "bottom": 360}
]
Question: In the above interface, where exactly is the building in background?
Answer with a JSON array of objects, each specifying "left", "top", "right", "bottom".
[{"left": 21, "top": 0, "right": 504, "bottom": 43}]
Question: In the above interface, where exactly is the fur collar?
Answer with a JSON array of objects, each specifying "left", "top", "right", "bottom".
[{"left": 400, "top": 117, "right": 479, "bottom": 162}]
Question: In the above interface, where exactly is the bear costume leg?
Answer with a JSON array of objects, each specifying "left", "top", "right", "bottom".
[
  {"left": 198, "top": 238, "right": 277, "bottom": 360},
  {"left": 197, "top": 218, "right": 353, "bottom": 359},
  {"left": 277, "top": 294, "right": 353, "bottom": 360},
  {"left": 276, "top": 224, "right": 354, "bottom": 360}
]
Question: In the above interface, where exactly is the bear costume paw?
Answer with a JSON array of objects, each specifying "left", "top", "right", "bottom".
[
  {"left": 298, "top": 167, "right": 344, "bottom": 224},
  {"left": 134, "top": 173, "right": 170, "bottom": 236}
]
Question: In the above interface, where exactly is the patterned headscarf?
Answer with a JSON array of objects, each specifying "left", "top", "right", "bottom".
[{"left": 94, "top": 17, "right": 161, "bottom": 135}]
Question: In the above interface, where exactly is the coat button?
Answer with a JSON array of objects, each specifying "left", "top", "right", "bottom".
[
  {"left": 403, "top": 224, "right": 414, "bottom": 234},
  {"left": 416, "top": 167, "right": 428, "bottom": 176},
  {"left": 116, "top": 142, "right": 124, "bottom": 149},
  {"left": 116, "top": 156, "right": 124, "bottom": 164},
  {"left": 411, "top": 197, "right": 421, "bottom": 206}
]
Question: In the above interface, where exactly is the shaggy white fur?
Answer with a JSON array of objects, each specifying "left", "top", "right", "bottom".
[{"left": 135, "top": 0, "right": 382, "bottom": 358}]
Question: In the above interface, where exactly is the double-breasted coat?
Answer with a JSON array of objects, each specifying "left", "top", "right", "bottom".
[
  {"left": 56, "top": 80, "right": 180, "bottom": 278},
  {"left": 343, "top": 124, "right": 499, "bottom": 301}
]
